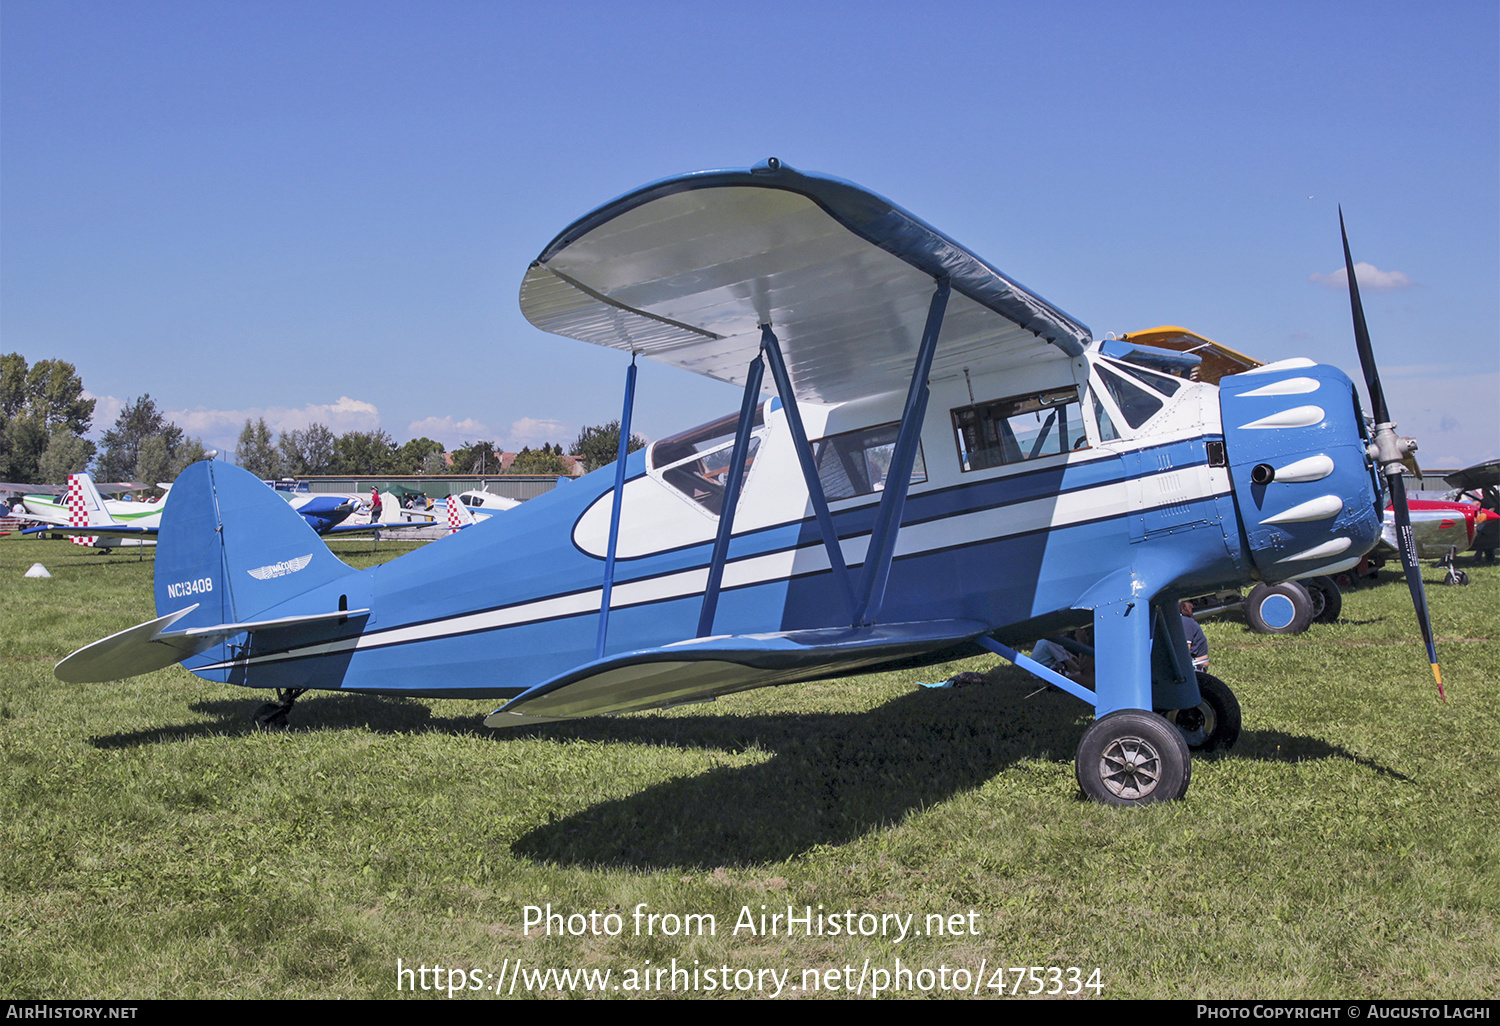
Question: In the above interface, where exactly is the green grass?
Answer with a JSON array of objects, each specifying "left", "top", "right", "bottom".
[{"left": 2, "top": 535, "right": 1496, "bottom": 999}]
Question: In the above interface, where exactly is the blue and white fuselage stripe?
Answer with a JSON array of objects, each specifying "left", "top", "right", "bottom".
[{"left": 190, "top": 442, "right": 1237, "bottom": 693}]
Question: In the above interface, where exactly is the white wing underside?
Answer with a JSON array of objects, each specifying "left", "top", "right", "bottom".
[{"left": 521, "top": 174, "right": 1091, "bottom": 405}]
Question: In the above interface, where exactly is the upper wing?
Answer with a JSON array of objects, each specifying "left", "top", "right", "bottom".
[{"left": 520, "top": 159, "right": 1091, "bottom": 405}]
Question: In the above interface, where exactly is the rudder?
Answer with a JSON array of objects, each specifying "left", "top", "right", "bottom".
[{"left": 155, "top": 461, "right": 355, "bottom": 628}]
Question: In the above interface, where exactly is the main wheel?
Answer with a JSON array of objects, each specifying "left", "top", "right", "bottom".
[
  {"left": 1243, "top": 582, "right": 1314, "bottom": 634},
  {"left": 1302, "top": 576, "right": 1343, "bottom": 624},
  {"left": 1161, "top": 672, "right": 1242, "bottom": 752},
  {"left": 1075, "top": 710, "right": 1191, "bottom": 806}
]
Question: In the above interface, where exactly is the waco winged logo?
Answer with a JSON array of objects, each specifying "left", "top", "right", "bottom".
[{"left": 247, "top": 554, "right": 314, "bottom": 580}]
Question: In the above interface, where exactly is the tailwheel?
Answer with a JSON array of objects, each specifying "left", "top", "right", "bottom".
[
  {"left": 252, "top": 688, "right": 307, "bottom": 731},
  {"left": 1161, "top": 672, "right": 1242, "bottom": 752},
  {"left": 1076, "top": 710, "right": 1191, "bottom": 806}
]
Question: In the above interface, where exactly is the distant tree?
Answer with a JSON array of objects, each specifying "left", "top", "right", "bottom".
[
  {"left": 448, "top": 440, "right": 500, "bottom": 476},
  {"left": 419, "top": 450, "right": 449, "bottom": 476},
  {"left": 37, "top": 427, "right": 96, "bottom": 484},
  {"left": 1, "top": 354, "right": 95, "bottom": 481},
  {"left": 132, "top": 434, "right": 207, "bottom": 493},
  {"left": 98, "top": 395, "right": 182, "bottom": 482},
  {"left": 236, "top": 418, "right": 281, "bottom": 479},
  {"left": 331, "top": 429, "right": 398, "bottom": 475},
  {"left": 394, "top": 436, "right": 445, "bottom": 474},
  {"left": 570, "top": 421, "right": 647, "bottom": 473},
  {"left": 508, "top": 445, "right": 569, "bottom": 475},
  {"left": 278, "top": 423, "right": 336, "bottom": 476}
]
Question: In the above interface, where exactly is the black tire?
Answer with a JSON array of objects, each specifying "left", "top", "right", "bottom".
[
  {"left": 1075, "top": 710, "right": 1191, "bottom": 806},
  {"left": 1302, "top": 576, "right": 1342, "bottom": 624},
  {"left": 1161, "top": 672, "right": 1242, "bottom": 752},
  {"left": 1445, "top": 568, "right": 1469, "bottom": 586},
  {"left": 1243, "top": 581, "right": 1314, "bottom": 634}
]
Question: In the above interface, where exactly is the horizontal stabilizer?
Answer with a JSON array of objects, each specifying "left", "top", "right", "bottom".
[
  {"left": 484, "top": 619, "right": 988, "bottom": 726},
  {"left": 321, "top": 520, "right": 441, "bottom": 536},
  {"left": 55, "top": 605, "right": 370, "bottom": 683}
]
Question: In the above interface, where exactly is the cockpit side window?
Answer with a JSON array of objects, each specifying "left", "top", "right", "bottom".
[
  {"left": 950, "top": 387, "right": 1087, "bottom": 472},
  {"left": 648, "top": 403, "right": 768, "bottom": 516},
  {"left": 813, "top": 421, "right": 927, "bottom": 500}
]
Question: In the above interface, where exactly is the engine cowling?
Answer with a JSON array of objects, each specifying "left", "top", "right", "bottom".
[{"left": 1218, "top": 358, "right": 1383, "bottom": 582}]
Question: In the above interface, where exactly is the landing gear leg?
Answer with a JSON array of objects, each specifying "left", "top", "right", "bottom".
[
  {"left": 1439, "top": 547, "right": 1469, "bottom": 586},
  {"left": 252, "top": 688, "right": 306, "bottom": 730}
]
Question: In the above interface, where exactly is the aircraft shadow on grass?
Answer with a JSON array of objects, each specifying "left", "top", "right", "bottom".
[
  {"left": 497, "top": 687, "right": 1409, "bottom": 870},
  {"left": 82, "top": 678, "right": 1408, "bottom": 868}
]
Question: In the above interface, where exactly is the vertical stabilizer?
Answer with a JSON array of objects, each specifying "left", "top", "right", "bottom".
[
  {"left": 447, "top": 495, "right": 475, "bottom": 532},
  {"left": 154, "top": 461, "right": 356, "bottom": 631},
  {"left": 65, "top": 473, "right": 107, "bottom": 546}
]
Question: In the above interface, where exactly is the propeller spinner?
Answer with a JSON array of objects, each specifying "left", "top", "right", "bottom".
[{"left": 1340, "top": 209, "right": 1445, "bottom": 700}]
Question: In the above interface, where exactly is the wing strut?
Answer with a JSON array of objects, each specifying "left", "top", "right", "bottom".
[
  {"left": 697, "top": 351, "right": 766, "bottom": 637},
  {"left": 855, "top": 277, "right": 950, "bottom": 626},
  {"left": 596, "top": 354, "right": 639, "bottom": 659},
  {"left": 759, "top": 324, "right": 858, "bottom": 623}
]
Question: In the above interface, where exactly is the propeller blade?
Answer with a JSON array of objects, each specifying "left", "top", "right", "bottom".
[
  {"left": 1386, "top": 472, "right": 1445, "bottom": 700},
  {"left": 1340, "top": 207, "right": 1390, "bottom": 425},
  {"left": 1342, "top": 209, "right": 1444, "bottom": 699}
]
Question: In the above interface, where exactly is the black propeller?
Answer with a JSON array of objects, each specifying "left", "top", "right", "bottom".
[{"left": 1340, "top": 208, "right": 1445, "bottom": 700}]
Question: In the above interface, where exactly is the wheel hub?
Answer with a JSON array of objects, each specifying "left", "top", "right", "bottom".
[
  {"left": 1166, "top": 703, "right": 1216, "bottom": 747},
  {"left": 1098, "top": 736, "right": 1162, "bottom": 800}
]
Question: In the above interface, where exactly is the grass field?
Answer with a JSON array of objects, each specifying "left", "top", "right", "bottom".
[{"left": 2, "top": 534, "right": 1496, "bottom": 999}]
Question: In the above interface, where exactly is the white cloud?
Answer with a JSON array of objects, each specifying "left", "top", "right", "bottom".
[
  {"left": 161, "top": 397, "right": 383, "bottom": 453},
  {"left": 405, "top": 415, "right": 505, "bottom": 448},
  {"left": 1308, "top": 262, "right": 1414, "bottom": 292},
  {"left": 82, "top": 391, "right": 124, "bottom": 437},
  {"left": 406, "top": 414, "right": 574, "bottom": 451},
  {"left": 506, "top": 417, "right": 571, "bottom": 449}
]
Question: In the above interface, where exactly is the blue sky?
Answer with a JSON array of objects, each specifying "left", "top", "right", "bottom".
[{"left": 3, "top": 0, "right": 1496, "bottom": 469}]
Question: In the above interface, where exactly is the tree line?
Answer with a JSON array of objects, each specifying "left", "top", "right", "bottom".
[
  {"left": 3, "top": 352, "right": 647, "bottom": 487},
  {"left": 238, "top": 419, "right": 646, "bottom": 478}
]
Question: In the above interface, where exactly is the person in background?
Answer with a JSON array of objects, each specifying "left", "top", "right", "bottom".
[
  {"left": 1180, "top": 600, "right": 1209, "bottom": 671},
  {"left": 1030, "top": 626, "right": 1095, "bottom": 686}
]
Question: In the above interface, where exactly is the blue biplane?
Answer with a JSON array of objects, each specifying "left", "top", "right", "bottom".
[{"left": 58, "top": 160, "right": 1439, "bottom": 804}]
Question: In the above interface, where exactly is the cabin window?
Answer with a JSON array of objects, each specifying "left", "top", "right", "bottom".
[
  {"left": 649, "top": 404, "right": 767, "bottom": 516},
  {"left": 1092, "top": 393, "right": 1122, "bottom": 443},
  {"left": 813, "top": 422, "right": 927, "bottom": 500},
  {"left": 1093, "top": 363, "right": 1165, "bottom": 429},
  {"left": 951, "top": 387, "right": 1087, "bottom": 472}
]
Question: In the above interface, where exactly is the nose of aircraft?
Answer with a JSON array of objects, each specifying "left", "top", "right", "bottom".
[{"left": 1218, "top": 359, "right": 1384, "bottom": 583}]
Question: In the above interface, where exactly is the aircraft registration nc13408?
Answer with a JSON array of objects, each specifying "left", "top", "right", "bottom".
[{"left": 58, "top": 159, "right": 1442, "bottom": 804}]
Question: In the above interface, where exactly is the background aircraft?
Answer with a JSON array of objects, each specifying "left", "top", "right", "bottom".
[
  {"left": 24, "top": 471, "right": 429, "bottom": 547},
  {"left": 19, "top": 473, "right": 162, "bottom": 547},
  {"left": 55, "top": 161, "right": 1437, "bottom": 805}
]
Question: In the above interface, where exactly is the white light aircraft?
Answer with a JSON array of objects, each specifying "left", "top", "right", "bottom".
[{"left": 19, "top": 473, "right": 164, "bottom": 547}]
